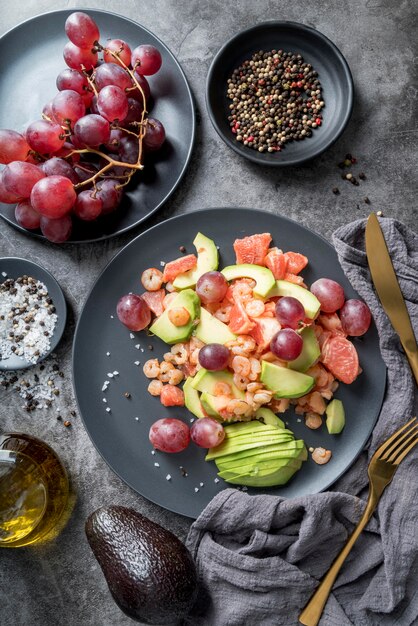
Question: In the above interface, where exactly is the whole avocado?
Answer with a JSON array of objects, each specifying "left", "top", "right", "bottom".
[{"left": 85, "top": 505, "right": 198, "bottom": 625}]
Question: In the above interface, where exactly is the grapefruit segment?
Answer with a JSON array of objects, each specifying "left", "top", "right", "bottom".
[
  {"left": 233, "top": 233, "right": 272, "bottom": 265},
  {"left": 249, "top": 316, "right": 281, "bottom": 351},
  {"left": 229, "top": 297, "right": 255, "bottom": 334},
  {"left": 284, "top": 251, "right": 308, "bottom": 275},
  {"left": 321, "top": 335, "right": 359, "bottom": 384},
  {"left": 141, "top": 289, "right": 165, "bottom": 317},
  {"left": 162, "top": 254, "right": 197, "bottom": 283},
  {"left": 264, "top": 247, "right": 288, "bottom": 279}
]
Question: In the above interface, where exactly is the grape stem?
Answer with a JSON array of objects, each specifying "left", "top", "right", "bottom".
[{"left": 81, "top": 67, "right": 98, "bottom": 97}]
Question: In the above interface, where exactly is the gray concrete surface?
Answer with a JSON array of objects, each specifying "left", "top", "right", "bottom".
[{"left": 0, "top": 0, "right": 416, "bottom": 624}]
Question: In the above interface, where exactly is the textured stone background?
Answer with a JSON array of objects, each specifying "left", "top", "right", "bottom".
[{"left": 0, "top": 1, "right": 416, "bottom": 624}]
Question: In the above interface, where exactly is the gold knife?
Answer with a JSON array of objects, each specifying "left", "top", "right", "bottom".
[{"left": 365, "top": 213, "right": 418, "bottom": 384}]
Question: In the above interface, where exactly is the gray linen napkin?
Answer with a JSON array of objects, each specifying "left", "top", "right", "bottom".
[{"left": 185, "top": 218, "right": 418, "bottom": 626}]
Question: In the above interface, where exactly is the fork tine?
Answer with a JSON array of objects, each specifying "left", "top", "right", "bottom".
[
  {"left": 374, "top": 417, "right": 417, "bottom": 459},
  {"left": 389, "top": 435, "right": 418, "bottom": 466},
  {"left": 380, "top": 423, "right": 418, "bottom": 461}
]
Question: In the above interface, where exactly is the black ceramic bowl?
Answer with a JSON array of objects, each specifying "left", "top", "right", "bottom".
[{"left": 206, "top": 21, "right": 354, "bottom": 166}]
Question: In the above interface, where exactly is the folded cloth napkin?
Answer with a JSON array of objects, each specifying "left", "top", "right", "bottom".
[{"left": 185, "top": 218, "right": 418, "bottom": 626}]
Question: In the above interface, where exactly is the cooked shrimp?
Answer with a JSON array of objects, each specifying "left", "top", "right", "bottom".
[
  {"left": 147, "top": 380, "right": 163, "bottom": 396},
  {"left": 262, "top": 301, "right": 276, "bottom": 318},
  {"left": 304, "top": 412, "right": 322, "bottom": 429},
  {"left": 141, "top": 268, "right": 164, "bottom": 291},
  {"left": 171, "top": 343, "right": 188, "bottom": 365},
  {"left": 248, "top": 357, "right": 261, "bottom": 381},
  {"left": 233, "top": 373, "right": 249, "bottom": 390},
  {"left": 226, "top": 335, "right": 256, "bottom": 356},
  {"left": 158, "top": 361, "right": 175, "bottom": 382},
  {"left": 190, "top": 348, "right": 201, "bottom": 365},
  {"left": 163, "top": 292, "right": 178, "bottom": 309},
  {"left": 168, "top": 368, "right": 184, "bottom": 385},
  {"left": 214, "top": 305, "right": 232, "bottom": 323},
  {"left": 168, "top": 307, "right": 190, "bottom": 327},
  {"left": 253, "top": 390, "right": 273, "bottom": 405},
  {"left": 231, "top": 355, "right": 251, "bottom": 377},
  {"left": 245, "top": 299, "right": 265, "bottom": 318},
  {"left": 312, "top": 447, "right": 332, "bottom": 465},
  {"left": 143, "top": 359, "right": 160, "bottom": 378},
  {"left": 189, "top": 337, "right": 204, "bottom": 351},
  {"left": 163, "top": 351, "right": 177, "bottom": 364},
  {"left": 165, "top": 281, "right": 176, "bottom": 292},
  {"left": 213, "top": 381, "right": 232, "bottom": 397},
  {"left": 269, "top": 398, "right": 290, "bottom": 413},
  {"left": 226, "top": 399, "right": 250, "bottom": 416},
  {"left": 232, "top": 281, "right": 253, "bottom": 299},
  {"left": 247, "top": 381, "right": 263, "bottom": 393}
]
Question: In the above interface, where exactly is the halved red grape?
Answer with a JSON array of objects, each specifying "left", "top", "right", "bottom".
[
  {"left": 103, "top": 39, "right": 132, "bottom": 66},
  {"left": 190, "top": 417, "right": 225, "bottom": 448},
  {"left": 41, "top": 157, "right": 79, "bottom": 184},
  {"left": 26, "top": 120, "right": 66, "bottom": 154},
  {"left": 97, "top": 179, "right": 123, "bottom": 214},
  {"left": 15, "top": 200, "right": 41, "bottom": 230},
  {"left": 31, "top": 175, "right": 76, "bottom": 218},
  {"left": 132, "top": 45, "right": 162, "bottom": 75},
  {"left": 149, "top": 418, "right": 190, "bottom": 453},
  {"left": 97, "top": 85, "right": 129, "bottom": 122},
  {"left": 198, "top": 344, "right": 230, "bottom": 371},
  {"left": 74, "top": 114, "right": 110, "bottom": 147},
  {"left": 94, "top": 63, "right": 132, "bottom": 92},
  {"left": 270, "top": 329, "right": 303, "bottom": 361},
  {"left": 63, "top": 41, "right": 98, "bottom": 71},
  {"left": 275, "top": 296, "right": 305, "bottom": 329},
  {"left": 143, "top": 118, "right": 166, "bottom": 151},
  {"left": 0, "top": 130, "right": 31, "bottom": 164},
  {"left": 65, "top": 12, "right": 100, "bottom": 49},
  {"left": 340, "top": 299, "right": 372, "bottom": 336},
  {"left": 52, "top": 90, "right": 86, "bottom": 127},
  {"left": 40, "top": 214, "right": 72, "bottom": 243},
  {"left": 116, "top": 293, "right": 151, "bottom": 331},
  {"left": 310, "top": 278, "right": 345, "bottom": 313},
  {"left": 3, "top": 161, "right": 45, "bottom": 198},
  {"left": 73, "top": 190, "right": 103, "bottom": 221},
  {"left": 196, "top": 271, "right": 228, "bottom": 304},
  {"left": 56, "top": 68, "right": 89, "bottom": 94}
]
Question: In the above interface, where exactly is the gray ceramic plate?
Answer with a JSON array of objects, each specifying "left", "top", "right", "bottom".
[
  {"left": 73, "top": 208, "right": 386, "bottom": 518},
  {"left": 0, "top": 258, "right": 67, "bottom": 370},
  {"left": 0, "top": 9, "right": 195, "bottom": 243}
]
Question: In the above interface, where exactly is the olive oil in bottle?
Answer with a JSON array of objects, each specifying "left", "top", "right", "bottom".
[{"left": 0, "top": 433, "right": 71, "bottom": 548}]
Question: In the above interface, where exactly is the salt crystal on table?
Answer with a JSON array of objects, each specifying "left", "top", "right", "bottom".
[
  {"left": 194, "top": 487, "right": 199, "bottom": 493},
  {"left": 107, "top": 373, "right": 114, "bottom": 378},
  {"left": 135, "top": 417, "right": 139, "bottom": 421},
  {"left": 102, "top": 398, "right": 107, "bottom": 403},
  {"left": 130, "top": 333, "right": 135, "bottom": 339},
  {"left": 214, "top": 478, "right": 220, "bottom": 484},
  {"left": 160, "top": 261, "right": 165, "bottom": 266},
  {"left": 166, "top": 474, "right": 171, "bottom": 481},
  {"left": 199, "top": 482, "right": 204, "bottom": 487},
  {"left": 134, "top": 361, "right": 140, "bottom": 366},
  {"left": 105, "top": 407, "right": 111, "bottom": 413},
  {"left": 106, "top": 351, "right": 110, "bottom": 356},
  {"left": 135, "top": 344, "right": 140, "bottom": 349},
  {"left": 154, "top": 462, "right": 160, "bottom": 467},
  {"left": 1, "top": 272, "right": 7, "bottom": 277}
]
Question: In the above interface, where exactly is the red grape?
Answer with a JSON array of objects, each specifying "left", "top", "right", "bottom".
[
  {"left": 143, "top": 118, "right": 166, "bottom": 151},
  {"left": 118, "top": 136, "right": 139, "bottom": 164},
  {"left": 310, "top": 278, "right": 345, "bottom": 313},
  {"left": 196, "top": 271, "right": 228, "bottom": 304},
  {"left": 31, "top": 175, "right": 76, "bottom": 218},
  {"left": 94, "top": 63, "right": 132, "bottom": 92},
  {"left": 82, "top": 91, "right": 94, "bottom": 109},
  {"left": 40, "top": 214, "right": 72, "bottom": 243},
  {"left": 149, "top": 418, "right": 190, "bottom": 453},
  {"left": 73, "top": 190, "right": 103, "bottom": 221},
  {"left": 123, "top": 98, "right": 144, "bottom": 125},
  {"left": 65, "top": 12, "right": 100, "bottom": 49},
  {"left": 96, "top": 179, "right": 123, "bottom": 214},
  {"left": 74, "top": 161, "right": 99, "bottom": 183},
  {"left": 52, "top": 90, "right": 86, "bottom": 127},
  {"left": 26, "top": 120, "right": 66, "bottom": 154},
  {"left": 190, "top": 417, "right": 225, "bottom": 448},
  {"left": 55, "top": 141, "right": 80, "bottom": 162},
  {"left": 90, "top": 95, "right": 99, "bottom": 114},
  {"left": 116, "top": 294, "right": 151, "bottom": 331},
  {"left": 3, "top": 161, "right": 45, "bottom": 198},
  {"left": 198, "top": 344, "right": 230, "bottom": 371},
  {"left": 103, "top": 39, "right": 132, "bottom": 66},
  {"left": 42, "top": 101, "right": 55, "bottom": 120},
  {"left": 275, "top": 296, "right": 305, "bottom": 329},
  {"left": 340, "top": 299, "right": 372, "bottom": 336},
  {"left": 15, "top": 200, "right": 41, "bottom": 230},
  {"left": 0, "top": 129, "right": 31, "bottom": 164},
  {"left": 0, "top": 172, "right": 23, "bottom": 203},
  {"left": 74, "top": 114, "right": 110, "bottom": 147},
  {"left": 41, "top": 157, "right": 79, "bottom": 184},
  {"left": 132, "top": 45, "right": 162, "bottom": 76},
  {"left": 270, "top": 329, "right": 303, "bottom": 361},
  {"left": 131, "top": 74, "right": 151, "bottom": 103},
  {"left": 97, "top": 85, "right": 129, "bottom": 122},
  {"left": 103, "top": 128, "right": 125, "bottom": 152},
  {"left": 63, "top": 41, "right": 98, "bottom": 71},
  {"left": 56, "top": 68, "right": 88, "bottom": 94}
]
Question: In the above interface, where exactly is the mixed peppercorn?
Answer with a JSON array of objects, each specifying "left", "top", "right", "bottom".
[{"left": 226, "top": 49, "right": 324, "bottom": 153}]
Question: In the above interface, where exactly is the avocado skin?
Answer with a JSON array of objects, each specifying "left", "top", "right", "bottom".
[{"left": 85, "top": 506, "right": 198, "bottom": 625}]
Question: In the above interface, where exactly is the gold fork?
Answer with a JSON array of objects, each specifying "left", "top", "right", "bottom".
[{"left": 299, "top": 417, "right": 418, "bottom": 626}]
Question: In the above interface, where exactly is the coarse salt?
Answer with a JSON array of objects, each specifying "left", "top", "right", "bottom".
[
  {"left": 102, "top": 398, "right": 107, "bottom": 403},
  {"left": 107, "top": 373, "right": 114, "bottom": 378},
  {"left": 214, "top": 478, "right": 220, "bottom": 484},
  {"left": 105, "top": 407, "right": 111, "bottom": 413},
  {"left": 166, "top": 474, "right": 171, "bottom": 481},
  {"left": 106, "top": 351, "right": 110, "bottom": 356},
  {"left": 130, "top": 333, "right": 135, "bottom": 339},
  {"left": 154, "top": 462, "right": 160, "bottom": 467},
  {"left": 135, "top": 344, "right": 140, "bottom": 349},
  {"left": 134, "top": 361, "right": 140, "bottom": 366},
  {"left": 194, "top": 487, "right": 199, "bottom": 493}
]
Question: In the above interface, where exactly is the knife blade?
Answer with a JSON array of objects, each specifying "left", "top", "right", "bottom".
[{"left": 365, "top": 213, "right": 418, "bottom": 384}]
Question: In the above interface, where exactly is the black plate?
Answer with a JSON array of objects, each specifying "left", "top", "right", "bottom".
[
  {"left": 73, "top": 208, "right": 385, "bottom": 518},
  {"left": 206, "top": 22, "right": 353, "bottom": 166},
  {"left": 0, "top": 258, "right": 67, "bottom": 370},
  {"left": 0, "top": 9, "right": 195, "bottom": 243}
]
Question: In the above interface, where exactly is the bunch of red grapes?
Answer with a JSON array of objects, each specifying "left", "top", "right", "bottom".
[{"left": 0, "top": 11, "right": 166, "bottom": 242}]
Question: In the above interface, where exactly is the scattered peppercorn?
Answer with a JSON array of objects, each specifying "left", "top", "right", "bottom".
[
  {"left": 63, "top": 420, "right": 71, "bottom": 427},
  {"left": 124, "top": 392, "right": 131, "bottom": 399},
  {"left": 332, "top": 187, "right": 340, "bottom": 195},
  {"left": 359, "top": 172, "right": 366, "bottom": 180},
  {"left": 70, "top": 410, "right": 76, "bottom": 416},
  {"left": 226, "top": 49, "right": 325, "bottom": 153},
  {"left": 179, "top": 245, "right": 186, "bottom": 253},
  {"left": 56, "top": 415, "right": 62, "bottom": 421},
  {"left": 364, "top": 197, "right": 371, "bottom": 204}
]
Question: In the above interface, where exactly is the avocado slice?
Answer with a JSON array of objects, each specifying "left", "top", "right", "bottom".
[
  {"left": 205, "top": 437, "right": 302, "bottom": 461},
  {"left": 173, "top": 233, "right": 219, "bottom": 289},
  {"left": 219, "top": 454, "right": 305, "bottom": 487},
  {"left": 215, "top": 442, "right": 308, "bottom": 467},
  {"left": 191, "top": 368, "right": 245, "bottom": 399},
  {"left": 326, "top": 399, "right": 345, "bottom": 434},
  {"left": 261, "top": 361, "right": 314, "bottom": 398},
  {"left": 255, "top": 407, "right": 285, "bottom": 429},
  {"left": 221, "top": 263, "right": 275, "bottom": 297},
  {"left": 149, "top": 289, "right": 200, "bottom": 344},
  {"left": 194, "top": 308, "right": 236, "bottom": 345},
  {"left": 267, "top": 280, "right": 321, "bottom": 319},
  {"left": 183, "top": 377, "right": 206, "bottom": 418},
  {"left": 288, "top": 326, "right": 320, "bottom": 373}
]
